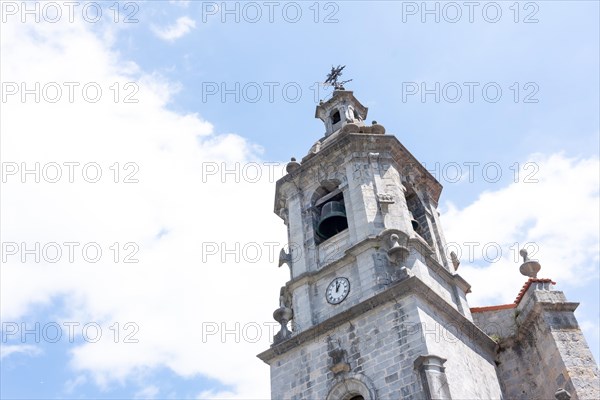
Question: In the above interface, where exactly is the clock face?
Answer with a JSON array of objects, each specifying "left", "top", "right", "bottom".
[{"left": 326, "top": 277, "right": 350, "bottom": 304}]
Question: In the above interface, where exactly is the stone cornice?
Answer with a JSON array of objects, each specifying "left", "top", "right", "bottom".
[
  {"left": 495, "top": 299, "right": 580, "bottom": 349},
  {"left": 274, "top": 133, "right": 443, "bottom": 215},
  {"left": 286, "top": 235, "right": 472, "bottom": 298},
  {"left": 516, "top": 300, "right": 579, "bottom": 333},
  {"left": 257, "top": 275, "right": 496, "bottom": 364}
]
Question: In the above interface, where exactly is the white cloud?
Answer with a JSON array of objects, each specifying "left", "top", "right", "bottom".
[
  {"left": 169, "top": 0, "right": 191, "bottom": 7},
  {"left": 196, "top": 389, "right": 240, "bottom": 400},
  {"left": 64, "top": 375, "right": 88, "bottom": 395},
  {"left": 1, "top": 13, "right": 287, "bottom": 399},
  {"left": 0, "top": 344, "right": 42, "bottom": 359},
  {"left": 134, "top": 385, "right": 160, "bottom": 399},
  {"left": 441, "top": 153, "right": 600, "bottom": 306},
  {"left": 152, "top": 16, "right": 196, "bottom": 42},
  {"left": 580, "top": 319, "right": 600, "bottom": 341}
]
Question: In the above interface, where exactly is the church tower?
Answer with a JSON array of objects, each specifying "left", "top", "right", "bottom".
[{"left": 257, "top": 73, "right": 599, "bottom": 400}]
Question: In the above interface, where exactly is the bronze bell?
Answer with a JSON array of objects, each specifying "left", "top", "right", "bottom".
[
  {"left": 409, "top": 211, "right": 420, "bottom": 232},
  {"left": 317, "top": 201, "right": 348, "bottom": 240}
]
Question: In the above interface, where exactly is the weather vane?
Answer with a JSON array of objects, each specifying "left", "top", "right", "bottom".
[{"left": 324, "top": 65, "right": 352, "bottom": 90}]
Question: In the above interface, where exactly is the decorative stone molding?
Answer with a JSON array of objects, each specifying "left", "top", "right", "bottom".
[
  {"left": 414, "top": 355, "right": 452, "bottom": 400},
  {"left": 377, "top": 192, "right": 394, "bottom": 204},
  {"left": 327, "top": 336, "right": 350, "bottom": 375},
  {"left": 280, "top": 234, "right": 470, "bottom": 304}
]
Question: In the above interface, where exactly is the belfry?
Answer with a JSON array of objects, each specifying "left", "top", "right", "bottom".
[{"left": 257, "top": 69, "right": 599, "bottom": 400}]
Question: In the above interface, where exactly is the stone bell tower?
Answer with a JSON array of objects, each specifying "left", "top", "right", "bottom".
[{"left": 257, "top": 72, "right": 599, "bottom": 400}]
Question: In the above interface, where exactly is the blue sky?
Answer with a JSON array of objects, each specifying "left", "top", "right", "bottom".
[{"left": 1, "top": 1, "right": 599, "bottom": 399}]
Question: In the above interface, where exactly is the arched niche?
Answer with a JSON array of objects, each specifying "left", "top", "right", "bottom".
[{"left": 326, "top": 374, "right": 377, "bottom": 400}]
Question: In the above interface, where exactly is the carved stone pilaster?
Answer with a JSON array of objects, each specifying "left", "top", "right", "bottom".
[{"left": 414, "top": 355, "right": 452, "bottom": 400}]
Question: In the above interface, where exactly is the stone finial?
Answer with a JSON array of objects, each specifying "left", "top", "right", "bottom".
[
  {"left": 286, "top": 157, "right": 300, "bottom": 174},
  {"left": 555, "top": 388, "right": 571, "bottom": 400},
  {"left": 387, "top": 233, "right": 409, "bottom": 265},
  {"left": 450, "top": 251, "right": 460, "bottom": 270},
  {"left": 520, "top": 249, "right": 529, "bottom": 263},
  {"left": 278, "top": 286, "right": 292, "bottom": 309},
  {"left": 519, "top": 248, "right": 541, "bottom": 278},
  {"left": 273, "top": 287, "right": 293, "bottom": 344}
]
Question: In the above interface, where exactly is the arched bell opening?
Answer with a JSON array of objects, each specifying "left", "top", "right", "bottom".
[
  {"left": 405, "top": 188, "right": 432, "bottom": 247},
  {"left": 328, "top": 109, "right": 343, "bottom": 133},
  {"left": 330, "top": 109, "right": 341, "bottom": 124},
  {"left": 312, "top": 184, "right": 348, "bottom": 245}
]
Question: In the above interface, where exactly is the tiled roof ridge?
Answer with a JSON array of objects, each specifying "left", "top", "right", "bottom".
[
  {"left": 470, "top": 278, "right": 556, "bottom": 314},
  {"left": 514, "top": 277, "right": 556, "bottom": 305}
]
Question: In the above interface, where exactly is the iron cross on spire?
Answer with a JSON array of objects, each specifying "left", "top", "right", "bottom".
[{"left": 324, "top": 65, "right": 353, "bottom": 90}]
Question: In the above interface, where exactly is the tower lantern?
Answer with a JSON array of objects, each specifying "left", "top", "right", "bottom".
[{"left": 315, "top": 90, "right": 368, "bottom": 137}]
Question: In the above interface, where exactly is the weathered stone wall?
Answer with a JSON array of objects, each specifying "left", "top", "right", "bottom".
[
  {"left": 269, "top": 295, "right": 428, "bottom": 400},
  {"left": 472, "top": 306, "right": 518, "bottom": 339},
  {"left": 268, "top": 288, "right": 504, "bottom": 400},
  {"left": 410, "top": 253, "right": 457, "bottom": 311},
  {"left": 415, "top": 299, "right": 504, "bottom": 399},
  {"left": 474, "top": 284, "right": 600, "bottom": 400},
  {"left": 495, "top": 309, "right": 583, "bottom": 399},
  {"left": 548, "top": 318, "right": 600, "bottom": 399}
]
